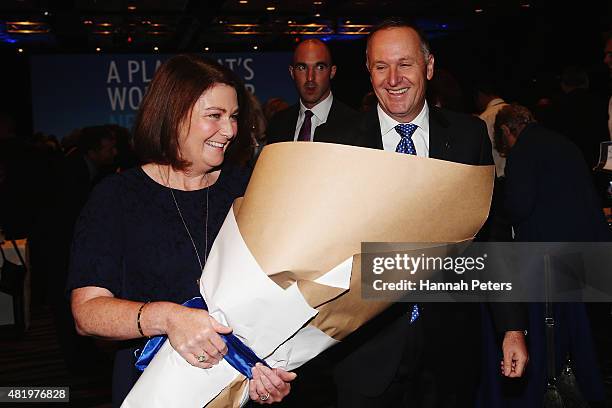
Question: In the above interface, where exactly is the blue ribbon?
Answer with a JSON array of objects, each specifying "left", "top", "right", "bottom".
[{"left": 134, "top": 296, "right": 268, "bottom": 379}]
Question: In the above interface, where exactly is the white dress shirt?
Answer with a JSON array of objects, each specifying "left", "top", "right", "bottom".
[
  {"left": 378, "top": 101, "right": 430, "bottom": 157},
  {"left": 479, "top": 98, "right": 508, "bottom": 177},
  {"left": 293, "top": 92, "right": 334, "bottom": 141}
]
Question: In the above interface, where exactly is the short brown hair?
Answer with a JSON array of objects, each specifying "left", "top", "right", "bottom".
[
  {"left": 133, "top": 54, "right": 252, "bottom": 169},
  {"left": 494, "top": 103, "right": 536, "bottom": 155}
]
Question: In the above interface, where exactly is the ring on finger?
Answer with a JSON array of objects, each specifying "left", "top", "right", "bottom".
[
  {"left": 259, "top": 392, "right": 270, "bottom": 401},
  {"left": 196, "top": 353, "right": 207, "bottom": 363}
]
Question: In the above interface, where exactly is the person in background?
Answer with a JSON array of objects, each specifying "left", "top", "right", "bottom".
[
  {"left": 427, "top": 68, "right": 468, "bottom": 113},
  {"left": 473, "top": 80, "right": 513, "bottom": 241},
  {"left": 359, "top": 91, "right": 378, "bottom": 113},
  {"left": 266, "top": 39, "right": 357, "bottom": 144},
  {"left": 262, "top": 97, "right": 289, "bottom": 123},
  {"left": 106, "top": 124, "right": 138, "bottom": 172},
  {"left": 67, "top": 55, "right": 295, "bottom": 407},
  {"left": 41, "top": 125, "right": 118, "bottom": 375},
  {"left": 245, "top": 91, "right": 267, "bottom": 164},
  {"left": 475, "top": 81, "right": 509, "bottom": 178},
  {"left": 546, "top": 66, "right": 608, "bottom": 169},
  {"left": 483, "top": 103, "right": 608, "bottom": 407},
  {"left": 606, "top": 33, "right": 612, "bottom": 139}
]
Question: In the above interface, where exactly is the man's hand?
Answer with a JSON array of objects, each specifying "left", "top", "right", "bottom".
[{"left": 500, "top": 330, "right": 528, "bottom": 377}]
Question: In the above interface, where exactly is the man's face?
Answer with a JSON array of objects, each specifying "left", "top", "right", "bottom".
[
  {"left": 604, "top": 38, "right": 612, "bottom": 75},
  {"left": 367, "top": 27, "right": 434, "bottom": 123},
  {"left": 289, "top": 41, "right": 337, "bottom": 109}
]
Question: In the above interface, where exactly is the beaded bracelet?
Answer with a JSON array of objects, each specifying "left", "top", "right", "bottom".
[{"left": 137, "top": 301, "right": 151, "bottom": 338}]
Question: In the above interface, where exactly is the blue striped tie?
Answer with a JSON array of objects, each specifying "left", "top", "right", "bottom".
[{"left": 395, "top": 123, "right": 420, "bottom": 323}]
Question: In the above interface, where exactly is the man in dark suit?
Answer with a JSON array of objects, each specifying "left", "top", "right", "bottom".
[
  {"left": 266, "top": 39, "right": 357, "bottom": 144},
  {"left": 497, "top": 104, "right": 610, "bottom": 242},
  {"left": 317, "top": 19, "right": 529, "bottom": 408},
  {"left": 496, "top": 104, "right": 609, "bottom": 406}
]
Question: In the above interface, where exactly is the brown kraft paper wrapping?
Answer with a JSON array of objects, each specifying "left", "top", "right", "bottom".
[{"left": 234, "top": 142, "right": 494, "bottom": 340}]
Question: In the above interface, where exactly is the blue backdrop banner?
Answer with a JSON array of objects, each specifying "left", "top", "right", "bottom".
[{"left": 30, "top": 53, "right": 296, "bottom": 138}]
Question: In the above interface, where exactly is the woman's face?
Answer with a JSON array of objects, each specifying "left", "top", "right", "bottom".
[{"left": 179, "top": 83, "right": 239, "bottom": 173}]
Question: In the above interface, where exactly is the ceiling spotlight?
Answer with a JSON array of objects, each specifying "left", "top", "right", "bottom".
[
  {"left": 18, "top": 48, "right": 23, "bottom": 53},
  {"left": 288, "top": 20, "right": 293, "bottom": 24},
  {"left": 266, "top": 6, "right": 276, "bottom": 11},
  {"left": 153, "top": 46, "right": 159, "bottom": 51},
  {"left": 239, "top": 0, "right": 248, "bottom": 3},
  {"left": 83, "top": 20, "right": 93, "bottom": 25},
  {"left": 345, "top": 20, "right": 351, "bottom": 24},
  {"left": 520, "top": 3, "right": 531, "bottom": 7},
  {"left": 43, "top": 11, "right": 49, "bottom": 16},
  {"left": 127, "top": 5, "right": 137, "bottom": 11},
  {"left": 204, "top": 47, "right": 209, "bottom": 51},
  {"left": 253, "top": 45, "right": 258, "bottom": 50},
  {"left": 474, "top": 8, "right": 484, "bottom": 13},
  {"left": 314, "top": 13, "right": 321, "bottom": 17},
  {"left": 314, "top": 1, "right": 323, "bottom": 4},
  {"left": 95, "top": 47, "right": 101, "bottom": 52}
]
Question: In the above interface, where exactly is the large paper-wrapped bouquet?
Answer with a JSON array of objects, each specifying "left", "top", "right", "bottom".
[{"left": 123, "top": 142, "right": 494, "bottom": 407}]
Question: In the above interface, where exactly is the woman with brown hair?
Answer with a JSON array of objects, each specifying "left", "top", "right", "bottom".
[{"left": 67, "top": 55, "right": 294, "bottom": 406}]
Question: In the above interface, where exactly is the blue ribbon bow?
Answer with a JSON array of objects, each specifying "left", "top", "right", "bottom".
[{"left": 134, "top": 296, "right": 268, "bottom": 379}]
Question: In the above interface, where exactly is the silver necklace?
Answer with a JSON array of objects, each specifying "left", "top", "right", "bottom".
[{"left": 159, "top": 165, "right": 209, "bottom": 271}]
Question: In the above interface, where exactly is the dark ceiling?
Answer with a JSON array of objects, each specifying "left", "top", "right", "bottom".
[{"left": 1, "top": 0, "right": 609, "bottom": 53}]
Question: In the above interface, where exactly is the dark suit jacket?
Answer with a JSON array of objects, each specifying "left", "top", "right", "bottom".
[
  {"left": 266, "top": 97, "right": 358, "bottom": 144},
  {"left": 324, "top": 106, "right": 527, "bottom": 397},
  {"left": 505, "top": 123, "right": 610, "bottom": 242}
]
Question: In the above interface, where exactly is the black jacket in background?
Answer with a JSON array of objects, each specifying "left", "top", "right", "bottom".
[
  {"left": 505, "top": 123, "right": 610, "bottom": 242},
  {"left": 266, "top": 97, "right": 358, "bottom": 144}
]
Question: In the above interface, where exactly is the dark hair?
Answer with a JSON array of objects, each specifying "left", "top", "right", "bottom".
[
  {"left": 133, "top": 54, "right": 252, "bottom": 169},
  {"left": 494, "top": 103, "right": 536, "bottom": 155},
  {"left": 367, "top": 17, "right": 432, "bottom": 58},
  {"left": 78, "top": 125, "right": 116, "bottom": 152}
]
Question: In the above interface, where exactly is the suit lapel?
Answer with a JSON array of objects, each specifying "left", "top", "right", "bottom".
[
  {"left": 285, "top": 105, "right": 299, "bottom": 141},
  {"left": 358, "top": 108, "right": 384, "bottom": 149},
  {"left": 428, "top": 107, "right": 451, "bottom": 160},
  {"left": 313, "top": 100, "right": 337, "bottom": 141}
]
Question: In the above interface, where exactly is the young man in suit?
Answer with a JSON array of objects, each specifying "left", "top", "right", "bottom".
[
  {"left": 266, "top": 39, "right": 357, "bottom": 144},
  {"left": 319, "top": 19, "right": 529, "bottom": 408}
]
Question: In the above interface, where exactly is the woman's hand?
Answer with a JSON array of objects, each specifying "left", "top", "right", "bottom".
[
  {"left": 249, "top": 363, "right": 297, "bottom": 404},
  {"left": 165, "top": 305, "right": 232, "bottom": 368}
]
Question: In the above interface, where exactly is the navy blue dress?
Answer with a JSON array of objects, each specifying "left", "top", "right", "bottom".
[{"left": 66, "top": 164, "right": 251, "bottom": 406}]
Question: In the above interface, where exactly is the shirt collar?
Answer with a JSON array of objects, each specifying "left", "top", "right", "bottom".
[
  {"left": 377, "top": 101, "right": 430, "bottom": 136},
  {"left": 299, "top": 91, "right": 333, "bottom": 123}
]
